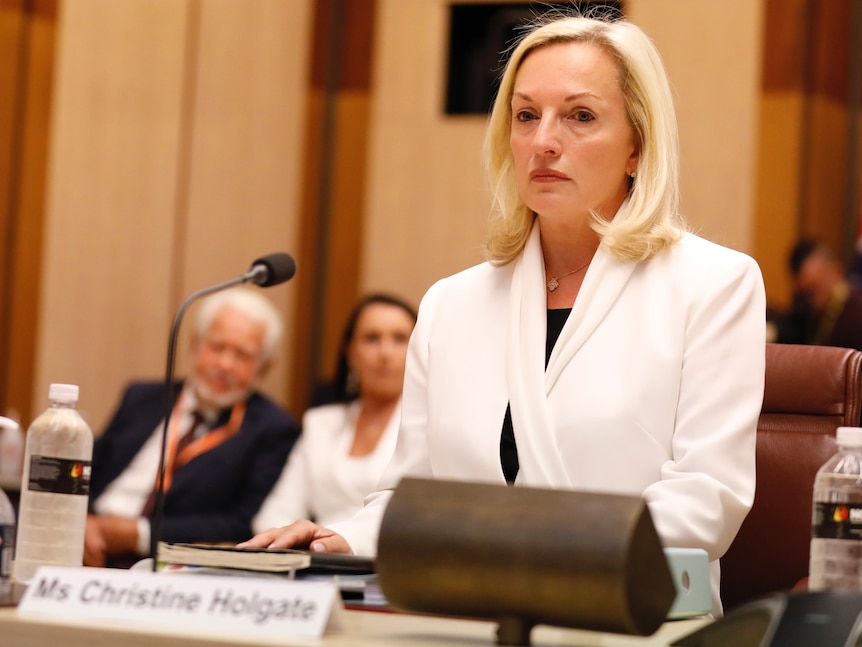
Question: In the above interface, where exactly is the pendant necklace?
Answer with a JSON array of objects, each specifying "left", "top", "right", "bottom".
[{"left": 546, "top": 259, "right": 591, "bottom": 292}]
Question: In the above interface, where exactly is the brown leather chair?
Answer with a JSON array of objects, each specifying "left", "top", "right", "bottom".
[{"left": 720, "top": 343, "right": 862, "bottom": 611}]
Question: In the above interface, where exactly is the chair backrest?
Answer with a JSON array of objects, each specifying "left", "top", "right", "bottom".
[{"left": 720, "top": 343, "right": 862, "bottom": 611}]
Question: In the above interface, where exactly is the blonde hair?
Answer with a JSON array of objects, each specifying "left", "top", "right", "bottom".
[{"left": 483, "top": 14, "right": 684, "bottom": 265}]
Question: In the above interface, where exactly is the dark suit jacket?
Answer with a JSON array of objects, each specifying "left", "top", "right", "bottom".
[
  {"left": 90, "top": 381, "right": 300, "bottom": 544},
  {"left": 830, "top": 286, "right": 862, "bottom": 351}
]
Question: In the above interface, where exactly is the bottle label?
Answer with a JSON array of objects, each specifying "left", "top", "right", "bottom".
[
  {"left": 812, "top": 502, "right": 862, "bottom": 540},
  {"left": 27, "top": 455, "right": 91, "bottom": 496},
  {"left": 0, "top": 523, "right": 13, "bottom": 579}
]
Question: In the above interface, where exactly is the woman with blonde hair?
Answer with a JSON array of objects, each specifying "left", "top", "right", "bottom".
[{"left": 243, "top": 12, "right": 765, "bottom": 616}]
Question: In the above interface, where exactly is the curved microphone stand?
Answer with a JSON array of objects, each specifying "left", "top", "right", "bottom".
[{"left": 149, "top": 253, "right": 296, "bottom": 570}]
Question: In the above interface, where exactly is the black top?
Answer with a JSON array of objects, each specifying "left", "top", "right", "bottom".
[{"left": 500, "top": 308, "right": 571, "bottom": 484}]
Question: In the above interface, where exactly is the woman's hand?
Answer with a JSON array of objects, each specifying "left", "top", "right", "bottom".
[{"left": 237, "top": 519, "right": 352, "bottom": 553}]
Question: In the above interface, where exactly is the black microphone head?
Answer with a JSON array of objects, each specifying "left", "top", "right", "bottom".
[{"left": 248, "top": 252, "right": 296, "bottom": 287}]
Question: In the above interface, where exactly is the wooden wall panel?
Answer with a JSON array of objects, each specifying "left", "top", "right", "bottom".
[
  {"left": 361, "top": 0, "right": 490, "bottom": 305},
  {"left": 752, "top": 94, "right": 805, "bottom": 311},
  {"left": 802, "top": 97, "right": 852, "bottom": 247},
  {"left": 800, "top": 0, "right": 856, "bottom": 264},
  {"left": 34, "top": 0, "right": 190, "bottom": 428},
  {"left": 6, "top": 0, "right": 56, "bottom": 424},
  {"left": 289, "top": 0, "right": 376, "bottom": 411},
  {"left": 0, "top": 0, "right": 57, "bottom": 425},
  {"left": 312, "top": 90, "right": 372, "bottom": 386},
  {"left": 178, "top": 0, "right": 311, "bottom": 404},
  {"left": 753, "top": 0, "right": 858, "bottom": 309},
  {"left": 33, "top": 0, "right": 312, "bottom": 431},
  {"left": 752, "top": 0, "right": 806, "bottom": 309},
  {"left": 0, "top": 1, "right": 23, "bottom": 273},
  {"left": 627, "top": 0, "right": 764, "bottom": 252},
  {"left": 0, "top": 0, "right": 29, "bottom": 419},
  {"left": 761, "top": 0, "right": 806, "bottom": 92}
]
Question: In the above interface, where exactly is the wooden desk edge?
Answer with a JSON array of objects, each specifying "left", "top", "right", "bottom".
[{"left": 0, "top": 605, "right": 710, "bottom": 647}]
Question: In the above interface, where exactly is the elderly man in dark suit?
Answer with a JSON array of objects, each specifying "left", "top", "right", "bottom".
[{"left": 84, "top": 287, "right": 300, "bottom": 567}]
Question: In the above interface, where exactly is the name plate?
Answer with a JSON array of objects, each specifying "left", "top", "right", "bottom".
[{"left": 17, "top": 566, "right": 344, "bottom": 639}]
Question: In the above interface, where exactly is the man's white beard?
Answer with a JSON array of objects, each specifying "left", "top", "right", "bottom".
[{"left": 191, "top": 372, "right": 251, "bottom": 410}]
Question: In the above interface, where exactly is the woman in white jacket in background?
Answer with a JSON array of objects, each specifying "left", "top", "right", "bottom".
[{"left": 252, "top": 294, "right": 416, "bottom": 532}]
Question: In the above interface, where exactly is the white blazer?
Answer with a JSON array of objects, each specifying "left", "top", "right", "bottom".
[
  {"left": 252, "top": 400, "right": 400, "bottom": 532},
  {"left": 330, "top": 225, "right": 766, "bottom": 615}
]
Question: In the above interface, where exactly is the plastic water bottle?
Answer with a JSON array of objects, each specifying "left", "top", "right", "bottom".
[
  {"left": 0, "top": 485, "right": 14, "bottom": 581},
  {"left": 13, "top": 384, "right": 93, "bottom": 584},
  {"left": 809, "top": 426, "right": 862, "bottom": 590}
]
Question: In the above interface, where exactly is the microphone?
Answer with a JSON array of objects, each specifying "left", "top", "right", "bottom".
[
  {"left": 244, "top": 252, "right": 297, "bottom": 287},
  {"left": 149, "top": 252, "right": 296, "bottom": 570}
]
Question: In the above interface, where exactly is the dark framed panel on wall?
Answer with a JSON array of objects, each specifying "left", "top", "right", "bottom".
[{"left": 444, "top": 1, "right": 624, "bottom": 115}]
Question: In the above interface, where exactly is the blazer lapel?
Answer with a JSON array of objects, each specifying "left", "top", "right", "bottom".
[
  {"left": 545, "top": 244, "right": 637, "bottom": 393},
  {"left": 507, "top": 223, "right": 569, "bottom": 487},
  {"left": 506, "top": 221, "right": 638, "bottom": 488}
]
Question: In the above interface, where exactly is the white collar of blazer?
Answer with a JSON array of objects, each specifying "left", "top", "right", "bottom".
[{"left": 506, "top": 204, "right": 638, "bottom": 488}]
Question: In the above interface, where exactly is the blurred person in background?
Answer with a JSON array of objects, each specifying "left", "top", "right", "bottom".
[
  {"left": 252, "top": 293, "right": 417, "bottom": 532},
  {"left": 780, "top": 238, "right": 862, "bottom": 351},
  {"left": 86, "top": 287, "right": 300, "bottom": 567}
]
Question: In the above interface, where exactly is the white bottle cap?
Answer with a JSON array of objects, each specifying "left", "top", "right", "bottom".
[
  {"left": 0, "top": 416, "right": 17, "bottom": 431},
  {"left": 48, "top": 383, "right": 79, "bottom": 404},
  {"left": 836, "top": 426, "right": 862, "bottom": 446}
]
